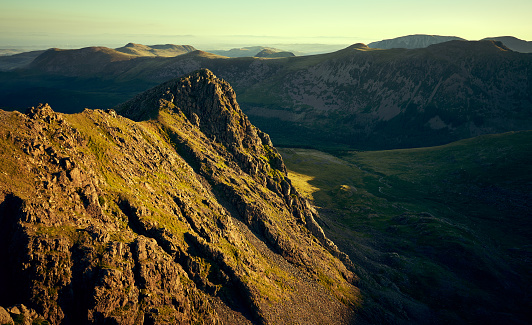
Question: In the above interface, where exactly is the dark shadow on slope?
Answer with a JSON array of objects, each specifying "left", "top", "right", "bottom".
[
  {"left": 117, "top": 194, "right": 262, "bottom": 324},
  {"left": 279, "top": 143, "right": 532, "bottom": 324},
  {"left": 182, "top": 232, "right": 261, "bottom": 324},
  {"left": 0, "top": 192, "right": 26, "bottom": 307},
  {"left": 61, "top": 233, "right": 100, "bottom": 325}
]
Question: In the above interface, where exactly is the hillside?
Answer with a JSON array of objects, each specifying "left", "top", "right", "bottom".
[
  {"left": 255, "top": 49, "right": 295, "bottom": 58},
  {"left": 368, "top": 34, "right": 466, "bottom": 49},
  {"left": 2, "top": 40, "right": 532, "bottom": 150},
  {"left": 280, "top": 130, "right": 532, "bottom": 324},
  {"left": 0, "top": 50, "right": 45, "bottom": 71},
  {"left": 481, "top": 36, "right": 532, "bottom": 53},
  {"left": 27, "top": 47, "right": 138, "bottom": 75},
  {"left": 115, "top": 43, "right": 197, "bottom": 57},
  {"left": 0, "top": 69, "right": 359, "bottom": 324},
  {"left": 208, "top": 46, "right": 288, "bottom": 58}
]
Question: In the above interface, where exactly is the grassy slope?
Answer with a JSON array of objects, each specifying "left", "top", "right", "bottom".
[{"left": 279, "top": 130, "right": 532, "bottom": 324}]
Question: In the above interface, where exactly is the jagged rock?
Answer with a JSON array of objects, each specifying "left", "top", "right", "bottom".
[
  {"left": 0, "top": 306, "right": 14, "bottom": 325},
  {"left": 25, "top": 103, "right": 56, "bottom": 120},
  {"left": 0, "top": 70, "right": 359, "bottom": 324}
]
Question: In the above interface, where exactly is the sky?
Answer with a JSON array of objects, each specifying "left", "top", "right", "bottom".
[{"left": 1, "top": 0, "right": 531, "bottom": 50}]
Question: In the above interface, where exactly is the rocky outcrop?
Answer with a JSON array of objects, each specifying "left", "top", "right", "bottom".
[
  {"left": 117, "top": 70, "right": 350, "bottom": 261},
  {"left": 0, "top": 70, "right": 359, "bottom": 324}
]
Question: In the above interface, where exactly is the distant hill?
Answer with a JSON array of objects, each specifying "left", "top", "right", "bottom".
[
  {"left": 115, "top": 43, "right": 196, "bottom": 57},
  {"left": 208, "top": 46, "right": 289, "bottom": 57},
  {"left": 0, "top": 43, "right": 196, "bottom": 72},
  {"left": 482, "top": 36, "right": 532, "bottom": 53},
  {"left": 0, "top": 49, "right": 26, "bottom": 56},
  {"left": 0, "top": 50, "right": 45, "bottom": 71},
  {"left": 27, "top": 47, "right": 137, "bottom": 75},
  {"left": 255, "top": 49, "right": 295, "bottom": 58},
  {"left": 368, "top": 34, "right": 466, "bottom": 49}
]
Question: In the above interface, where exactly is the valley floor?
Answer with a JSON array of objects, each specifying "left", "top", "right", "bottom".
[{"left": 279, "top": 132, "right": 532, "bottom": 324}]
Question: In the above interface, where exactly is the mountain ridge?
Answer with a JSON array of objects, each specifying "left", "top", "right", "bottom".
[
  {"left": 115, "top": 43, "right": 197, "bottom": 57},
  {"left": 368, "top": 34, "right": 466, "bottom": 49},
  {"left": 481, "top": 36, "right": 532, "bottom": 53},
  {"left": 3, "top": 40, "right": 532, "bottom": 150},
  {"left": 0, "top": 69, "right": 359, "bottom": 324},
  {"left": 254, "top": 49, "right": 295, "bottom": 58}
]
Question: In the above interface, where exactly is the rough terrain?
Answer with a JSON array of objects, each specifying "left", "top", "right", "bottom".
[{"left": 0, "top": 69, "right": 359, "bottom": 324}]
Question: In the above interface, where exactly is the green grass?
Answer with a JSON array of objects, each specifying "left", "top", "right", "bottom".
[{"left": 279, "top": 130, "right": 532, "bottom": 323}]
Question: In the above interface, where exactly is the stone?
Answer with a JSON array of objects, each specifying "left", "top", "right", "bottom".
[{"left": 0, "top": 307, "right": 14, "bottom": 325}]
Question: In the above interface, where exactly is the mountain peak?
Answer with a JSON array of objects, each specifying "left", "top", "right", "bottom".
[
  {"left": 117, "top": 69, "right": 347, "bottom": 253},
  {"left": 117, "top": 69, "right": 265, "bottom": 154},
  {"left": 348, "top": 43, "right": 369, "bottom": 49},
  {"left": 0, "top": 68, "right": 358, "bottom": 324}
]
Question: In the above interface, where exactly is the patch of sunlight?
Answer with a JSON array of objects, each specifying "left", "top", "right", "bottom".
[{"left": 287, "top": 170, "right": 320, "bottom": 200}]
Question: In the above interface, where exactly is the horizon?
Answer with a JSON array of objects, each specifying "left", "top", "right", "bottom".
[
  {"left": 1, "top": 0, "right": 531, "bottom": 50},
  {"left": 0, "top": 34, "right": 529, "bottom": 53}
]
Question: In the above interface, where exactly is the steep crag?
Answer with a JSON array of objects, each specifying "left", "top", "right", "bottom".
[{"left": 0, "top": 69, "right": 359, "bottom": 324}]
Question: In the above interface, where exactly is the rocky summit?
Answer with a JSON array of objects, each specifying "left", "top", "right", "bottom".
[{"left": 0, "top": 69, "right": 359, "bottom": 324}]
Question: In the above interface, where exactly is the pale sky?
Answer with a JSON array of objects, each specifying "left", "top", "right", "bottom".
[{"left": 1, "top": 0, "right": 531, "bottom": 49}]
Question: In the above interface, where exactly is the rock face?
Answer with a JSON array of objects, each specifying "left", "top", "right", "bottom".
[{"left": 0, "top": 70, "right": 359, "bottom": 324}]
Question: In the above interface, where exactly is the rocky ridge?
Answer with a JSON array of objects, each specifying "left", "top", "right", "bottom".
[{"left": 0, "top": 69, "right": 359, "bottom": 324}]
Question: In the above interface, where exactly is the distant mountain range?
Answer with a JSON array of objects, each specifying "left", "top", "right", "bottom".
[
  {"left": 207, "top": 46, "right": 293, "bottom": 57},
  {"left": 1, "top": 38, "right": 531, "bottom": 150},
  {"left": 1, "top": 35, "right": 530, "bottom": 72},
  {"left": 369, "top": 34, "right": 532, "bottom": 53},
  {"left": 0, "top": 43, "right": 197, "bottom": 71}
]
